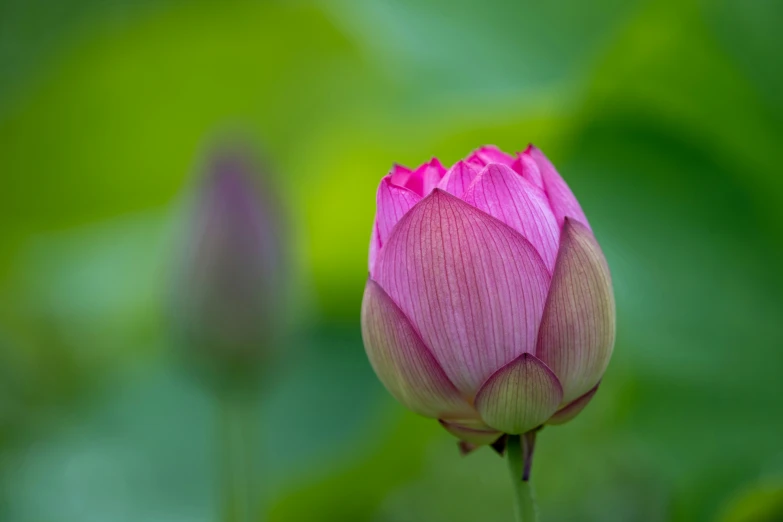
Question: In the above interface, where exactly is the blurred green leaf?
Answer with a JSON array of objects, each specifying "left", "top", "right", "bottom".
[
  {"left": 717, "top": 481, "right": 783, "bottom": 522},
  {"left": 321, "top": 0, "right": 643, "bottom": 100},
  {"left": 0, "top": 327, "right": 384, "bottom": 522},
  {"left": 705, "top": 0, "right": 783, "bottom": 113}
]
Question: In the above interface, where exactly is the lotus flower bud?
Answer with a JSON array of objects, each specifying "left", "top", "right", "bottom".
[
  {"left": 361, "top": 145, "right": 615, "bottom": 447},
  {"left": 172, "top": 145, "right": 285, "bottom": 387}
]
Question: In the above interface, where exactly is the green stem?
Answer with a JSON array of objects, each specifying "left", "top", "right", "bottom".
[
  {"left": 506, "top": 434, "right": 538, "bottom": 522},
  {"left": 218, "top": 393, "right": 258, "bottom": 522}
]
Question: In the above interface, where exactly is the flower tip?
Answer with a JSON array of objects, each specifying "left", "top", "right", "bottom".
[
  {"left": 480, "top": 162, "right": 515, "bottom": 174},
  {"left": 458, "top": 441, "right": 477, "bottom": 456},
  {"left": 429, "top": 157, "right": 445, "bottom": 168},
  {"left": 389, "top": 163, "right": 412, "bottom": 182},
  {"left": 391, "top": 162, "right": 410, "bottom": 172},
  {"left": 561, "top": 216, "right": 586, "bottom": 232},
  {"left": 427, "top": 187, "right": 450, "bottom": 200},
  {"left": 203, "top": 153, "right": 262, "bottom": 212}
]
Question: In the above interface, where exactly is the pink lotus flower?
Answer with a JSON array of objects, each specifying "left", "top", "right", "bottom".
[{"left": 362, "top": 145, "right": 615, "bottom": 447}]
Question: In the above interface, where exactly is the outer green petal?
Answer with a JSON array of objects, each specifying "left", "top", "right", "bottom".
[
  {"left": 547, "top": 381, "right": 600, "bottom": 425},
  {"left": 536, "top": 219, "right": 616, "bottom": 403},
  {"left": 361, "top": 279, "right": 475, "bottom": 419},
  {"left": 474, "top": 353, "right": 563, "bottom": 434},
  {"left": 439, "top": 420, "right": 503, "bottom": 446}
]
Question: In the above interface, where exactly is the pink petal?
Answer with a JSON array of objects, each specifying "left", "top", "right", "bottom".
[
  {"left": 389, "top": 159, "right": 447, "bottom": 197},
  {"left": 414, "top": 158, "right": 447, "bottom": 196},
  {"left": 546, "top": 381, "right": 600, "bottom": 425},
  {"left": 361, "top": 279, "right": 476, "bottom": 419},
  {"left": 466, "top": 145, "right": 516, "bottom": 167},
  {"left": 389, "top": 163, "right": 424, "bottom": 195},
  {"left": 436, "top": 160, "right": 480, "bottom": 199},
  {"left": 376, "top": 177, "right": 422, "bottom": 247},
  {"left": 462, "top": 164, "right": 561, "bottom": 272},
  {"left": 474, "top": 352, "right": 563, "bottom": 434},
  {"left": 368, "top": 220, "right": 382, "bottom": 275},
  {"left": 512, "top": 152, "right": 544, "bottom": 190},
  {"left": 536, "top": 219, "right": 615, "bottom": 403},
  {"left": 389, "top": 164, "right": 413, "bottom": 187},
  {"left": 525, "top": 145, "right": 590, "bottom": 230},
  {"left": 439, "top": 419, "right": 503, "bottom": 446},
  {"left": 374, "top": 189, "right": 551, "bottom": 397}
]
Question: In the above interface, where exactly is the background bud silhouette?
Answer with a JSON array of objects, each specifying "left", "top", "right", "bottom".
[
  {"left": 173, "top": 145, "right": 285, "bottom": 388},
  {"left": 362, "top": 145, "right": 615, "bottom": 446}
]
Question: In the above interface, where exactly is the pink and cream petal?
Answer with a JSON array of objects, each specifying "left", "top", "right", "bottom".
[
  {"left": 547, "top": 382, "right": 600, "bottom": 425},
  {"left": 361, "top": 279, "right": 475, "bottom": 419},
  {"left": 525, "top": 145, "right": 590, "bottom": 230},
  {"left": 439, "top": 419, "right": 503, "bottom": 446},
  {"left": 440, "top": 416, "right": 493, "bottom": 430},
  {"left": 437, "top": 160, "right": 480, "bottom": 199},
  {"left": 463, "top": 164, "right": 561, "bottom": 272},
  {"left": 375, "top": 177, "right": 422, "bottom": 246},
  {"left": 474, "top": 353, "right": 563, "bottom": 434},
  {"left": 536, "top": 219, "right": 615, "bottom": 403},
  {"left": 374, "top": 190, "right": 551, "bottom": 397}
]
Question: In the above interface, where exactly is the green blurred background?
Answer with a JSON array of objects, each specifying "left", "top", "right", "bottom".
[{"left": 1, "top": 0, "right": 782, "bottom": 521}]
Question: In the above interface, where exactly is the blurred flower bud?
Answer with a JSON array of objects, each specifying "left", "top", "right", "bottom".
[
  {"left": 362, "top": 145, "right": 615, "bottom": 447},
  {"left": 172, "top": 144, "right": 285, "bottom": 389}
]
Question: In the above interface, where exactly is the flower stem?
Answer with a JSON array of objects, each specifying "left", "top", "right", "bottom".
[
  {"left": 218, "top": 393, "right": 258, "bottom": 522},
  {"left": 506, "top": 434, "right": 538, "bottom": 522}
]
